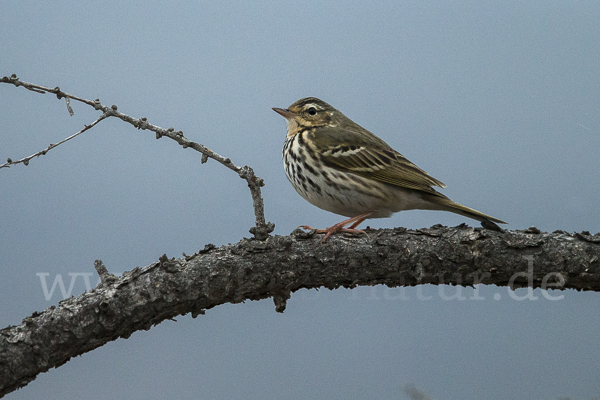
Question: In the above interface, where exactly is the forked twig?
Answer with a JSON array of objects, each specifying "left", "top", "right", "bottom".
[
  {"left": 0, "top": 74, "right": 274, "bottom": 239},
  {"left": 0, "top": 113, "right": 110, "bottom": 167}
]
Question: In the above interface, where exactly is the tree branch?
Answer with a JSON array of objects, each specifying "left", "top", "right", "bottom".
[
  {"left": 1, "top": 225, "right": 599, "bottom": 397},
  {"left": 0, "top": 112, "right": 111, "bottom": 167},
  {"left": 0, "top": 74, "right": 274, "bottom": 239}
]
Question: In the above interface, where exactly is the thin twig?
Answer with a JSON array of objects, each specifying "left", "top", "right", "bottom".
[
  {"left": 0, "top": 74, "right": 274, "bottom": 240},
  {"left": 0, "top": 112, "right": 110, "bottom": 168}
]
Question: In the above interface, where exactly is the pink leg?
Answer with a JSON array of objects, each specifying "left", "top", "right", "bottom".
[{"left": 299, "top": 212, "right": 374, "bottom": 242}]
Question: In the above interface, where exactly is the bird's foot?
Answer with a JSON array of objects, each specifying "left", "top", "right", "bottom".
[
  {"left": 299, "top": 225, "right": 368, "bottom": 242},
  {"left": 298, "top": 212, "right": 374, "bottom": 243}
]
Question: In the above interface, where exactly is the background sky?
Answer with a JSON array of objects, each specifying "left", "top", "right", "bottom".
[{"left": 1, "top": 1, "right": 599, "bottom": 399}]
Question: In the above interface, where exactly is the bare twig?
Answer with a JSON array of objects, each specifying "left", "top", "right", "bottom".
[
  {"left": 0, "top": 74, "right": 274, "bottom": 239},
  {"left": 0, "top": 112, "right": 110, "bottom": 168}
]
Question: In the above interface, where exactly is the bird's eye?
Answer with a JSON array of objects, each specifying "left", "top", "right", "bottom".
[{"left": 307, "top": 107, "right": 317, "bottom": 116}]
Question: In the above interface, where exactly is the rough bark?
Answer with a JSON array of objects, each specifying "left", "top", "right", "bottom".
[{"left": 1, "top": 225, "right": 599, "bottom": 397}]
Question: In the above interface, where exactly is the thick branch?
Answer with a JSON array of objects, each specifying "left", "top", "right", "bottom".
[
  {"left": 0, "top": 74, "right": 274, "bottom": 239},
  {"left": 1, "top": 225, "right": 599, "bottom": 397}
]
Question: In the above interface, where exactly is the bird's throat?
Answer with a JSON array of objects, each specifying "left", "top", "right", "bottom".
[{"left": 285, "top": 118, "right": 300, "bottom": 137}]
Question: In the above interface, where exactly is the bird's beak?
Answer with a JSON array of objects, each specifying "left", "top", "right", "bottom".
[{"left": 272, "top": 107, "right": 296, "bottom": 120}]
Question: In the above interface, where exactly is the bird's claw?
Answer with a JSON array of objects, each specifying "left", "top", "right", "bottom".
[{"left": 298, "top": 225, "right": 368, "bottom": 243}]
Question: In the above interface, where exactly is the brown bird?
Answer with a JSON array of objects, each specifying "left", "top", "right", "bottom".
[{"left": 273, "top": 97, "right": 506, "bottom": 242}]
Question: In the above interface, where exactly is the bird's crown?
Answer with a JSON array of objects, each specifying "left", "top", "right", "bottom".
[{"left": 285, "top": 97, "right": 343, "bottom": 128}]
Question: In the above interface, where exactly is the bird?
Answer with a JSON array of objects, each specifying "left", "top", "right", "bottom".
[{"left": 272, "top": 97, "right": 506, "bottom": 242}]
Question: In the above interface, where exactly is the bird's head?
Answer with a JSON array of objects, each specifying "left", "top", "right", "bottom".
[{"left": 273, "top": 97, "right": 343, "bottom": 136}]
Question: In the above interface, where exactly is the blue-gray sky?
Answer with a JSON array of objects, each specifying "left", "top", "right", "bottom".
[{"left": 1, "top": 2, "right": 599, "bottom": 399}]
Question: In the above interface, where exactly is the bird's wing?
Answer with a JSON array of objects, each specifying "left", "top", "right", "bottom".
[{"left": 311, "top": 125, "right": 447, "bottom": 196}]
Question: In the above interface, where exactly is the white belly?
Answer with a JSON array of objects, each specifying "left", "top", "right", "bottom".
[{"left": 283, "top": 136, "right": 432, "bottom": 219}]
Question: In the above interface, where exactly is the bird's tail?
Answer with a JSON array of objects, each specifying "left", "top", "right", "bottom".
[{"left": 424, "top": 195, "right": 507, "bottom": 231}]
